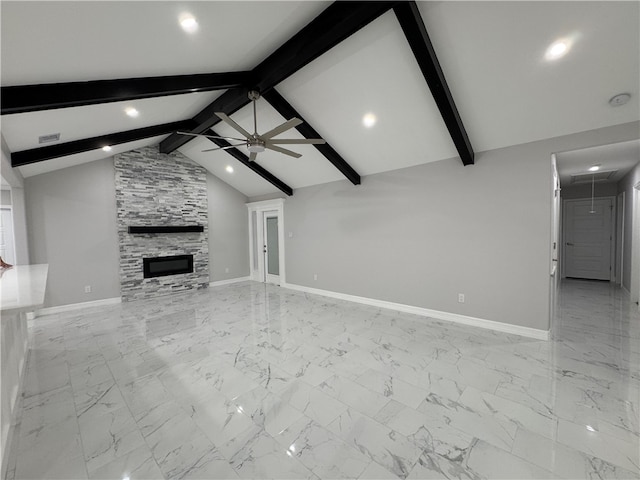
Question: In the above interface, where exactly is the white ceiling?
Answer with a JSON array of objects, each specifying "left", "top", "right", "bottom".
[
  {"left": 556, "top": 139, "right": 640, "bottom": 187},
  {"left": 1, "top": 1, "right": 639, "bottom": 197}
]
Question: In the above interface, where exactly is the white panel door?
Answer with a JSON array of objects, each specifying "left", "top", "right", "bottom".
[{"left": 564, "top": 198, "right": 613, "bottom": 280}]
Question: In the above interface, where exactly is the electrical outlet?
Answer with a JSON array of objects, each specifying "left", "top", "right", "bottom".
[
  {"left": 313, "top": 274, "right": 318, "bottom": 281},
  {"left": 458, "top": 293, "right": 465, "bottom": 303},
  {"left": 225, "top": 267, "right": 229, "bottom": 273},
  {"left": 84, "top": 285, "right": 92, "bottom": 293}
]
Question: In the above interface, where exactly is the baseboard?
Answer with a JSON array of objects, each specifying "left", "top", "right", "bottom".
[
  {"left": 282, "top": 282, "right": 550, "bottom": 341},
  {"left": 209, "top": 276, "right": 251, "bottom": 287},
  {"left": 31, "top": 297, "right": 122, "bottom": 318}
]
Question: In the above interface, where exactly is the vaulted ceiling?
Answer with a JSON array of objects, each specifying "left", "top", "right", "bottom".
[{"left": 2, "top": 1, "right": 638, "bottom": 197}]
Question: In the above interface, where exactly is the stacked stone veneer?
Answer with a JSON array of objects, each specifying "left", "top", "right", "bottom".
[{"left": 114, "top": 146, "right": 209, "bottom": 301}]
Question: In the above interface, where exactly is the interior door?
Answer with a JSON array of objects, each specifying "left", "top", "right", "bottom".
[
  {"left": 563, "top": 198, "right": 613, "bottom": 280},
  {"left": 263, "top": 211, "right": 280, "bottom": 285}
]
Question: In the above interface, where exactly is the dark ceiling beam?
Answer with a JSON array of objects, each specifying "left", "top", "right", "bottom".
[
  {"left": 262, "top": 89, "right": 361, "bottom": 185},
  {"left": 160, "top": 1, "right": 398, "bottom": 154},
  {"left": 393, "top": 1, "right": 474, "bottom": 166},
  {"left": 1, "top": 72, "right": 251, "bottom": 115},
  {"left": 206, "top": 134, "right": 293, "bottom": 196},
  {"left": 11, "top": 120, "right": 194, "bottom": 167}
]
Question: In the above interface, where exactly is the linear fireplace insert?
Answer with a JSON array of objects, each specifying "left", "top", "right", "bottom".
[{"left": 143, "top": 254, "right": 193, "bottom": 278}]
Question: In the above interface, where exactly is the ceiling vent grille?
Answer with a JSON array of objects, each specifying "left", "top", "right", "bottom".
[
  {"left": 570, "top": 170, "right": 617, "bottom": 184},
  {"left": 38, "top": 133, "right": 60, "bottom": 144}
]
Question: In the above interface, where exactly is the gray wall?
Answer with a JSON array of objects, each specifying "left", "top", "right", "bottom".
[
  {"left": 207, "top": 172, "right": 250, "bottom": 281},
  {"left": 284, "top": 121, "right": 640, "bottom": 331},
  {"left": 618, "top": 161, "right": 640, "bottom": 291},
  {"left": 560, "top": 182, "right": 619, "bottom": 199},
  {"left": 25, "top": 159, "right": 121, "bottom": 307}
]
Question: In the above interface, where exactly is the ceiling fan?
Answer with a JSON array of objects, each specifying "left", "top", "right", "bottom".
[{"left": 178, "top": 90, "right": 326, "bottom": 162}]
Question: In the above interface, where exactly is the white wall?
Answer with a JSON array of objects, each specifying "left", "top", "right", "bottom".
[
  {"left": 207, "top": 172, "right": 250, "bottom": 282},
  {"left": 283, "top": 121, "right": 639, "bottom": 331}
]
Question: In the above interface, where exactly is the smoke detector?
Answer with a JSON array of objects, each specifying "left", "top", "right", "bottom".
[{"left": 609, "top": 93, "right": 631, "bottom": 107}]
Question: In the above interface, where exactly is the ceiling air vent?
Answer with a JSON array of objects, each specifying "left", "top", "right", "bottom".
[
  {"left": 570, "top": 170, "right": 617, "bottom": 184},
  {"left": 38, "top": 133, "right": 60, "bottom": 144}
]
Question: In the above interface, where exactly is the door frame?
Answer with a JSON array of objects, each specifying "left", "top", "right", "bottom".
[
  {"left": 561, "top": 196, "right": 616, "bottom": 281},
  {"left": 631, "top": 182, "right": 640, "bottom": 303},
  {"left": 246, "top": 199, "right": 285, "bottom": 285}
]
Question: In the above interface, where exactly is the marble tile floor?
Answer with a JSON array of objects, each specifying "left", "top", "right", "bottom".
[{"left": 3, "top": 279, "right": 639, "bottom": 479}]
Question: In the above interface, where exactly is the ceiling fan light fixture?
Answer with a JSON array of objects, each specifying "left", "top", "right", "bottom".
[{"left": 247, "top": 143, "right": 265, "bottom": 153}]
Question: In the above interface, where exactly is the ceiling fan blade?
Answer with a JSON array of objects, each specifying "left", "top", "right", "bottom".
[
  {"left": 265, "top": 144, "right": 302, "bottom": 158},
  {"left": 201, "top": 143, "right": 245, "bottom": 153},
  {"left": 214, "top": 112, "right": 253, "bottom": 139},
  {"left": 177, "top": 131, "right": 246, "bottom": 142},
  {"left": 261, "top": 118, "right": 303, "bottom": 140},
  {"left": 267, "top": 138, "right": 326, "bottom": 145},
  {"left": 249, "top": 152, "right": 257, "bottom": 162}
]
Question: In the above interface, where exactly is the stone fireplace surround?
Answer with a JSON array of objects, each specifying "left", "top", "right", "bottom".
[{"left": 114, "top": 146, "right": 209, "bottom": 301}]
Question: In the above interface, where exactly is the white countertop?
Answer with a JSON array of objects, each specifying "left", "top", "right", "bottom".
[{"left": 0, "top": 264, "right": 48, "bottom": 315}]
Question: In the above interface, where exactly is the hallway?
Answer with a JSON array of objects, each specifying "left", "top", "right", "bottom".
[{"left": 3, "top": 280, "right": 639, "bottom": 479}]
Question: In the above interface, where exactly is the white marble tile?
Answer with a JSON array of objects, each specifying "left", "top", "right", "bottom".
[
  {"left": 275, "top": 415, "right": 371, "bottom": 478},
  {"left": 280, "top": 379, "right": 350, "bottom": 428},
  {"left": 222, "top": 425, "right": 315, "bottom": 479},
  {"left": 355, "top": 368, "right": 429, "bottom": 409},
  {"left": 328, "top": 408, "right": 423, "bottom": 479},
  {"left": 465, "top": 439, "right": 554, "bottom": 479},
  {"left": 233, "top": 385, "right": 305, "bottom": 436},
  {"left": 318, "top": 375, "right": 391, "bottom": 418},
  {"left": 457, "top": 386, "right": 558, "bottom": 440},
  {"left": 7, "top": 279, "right": 640, "bottom": 479},
  {"left": 416, "top": 393, "right": 517, "bottom": 452},
  {"left": 74, "top": 380, "right": 127, "bottom": 421},
  {"left": 78, "top": 405, "right": 146, "bottom": 473},
  {"left": 407, "top": 451, "right": 482, "bottom": 480},
  {"left": 359, "top": 460, "right": 402, "bottom": 479},
  {"left": 87, "top": 444, "right": 163, "bottom": 479},
  {"left": 557, "top": 418, "right": 639, "bottom": 472},
  {"left": 512, "top": 427, "right": 639, "bottom": 480}
]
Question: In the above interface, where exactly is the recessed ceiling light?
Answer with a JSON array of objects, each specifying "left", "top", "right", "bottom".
[
  {"left": 179, "top": 13, "right": 198, "bottom": 33},
  {"left": 362, "top": 113, "right": 376, "bottom": 128},
  {"left": 102, "top": 146, "right": 112, "bottom": 152},
  {"left": 586, "top": 425, "right": 596, "bottom": 432},
  {"left": 125, "top": 107, "right": 139, "bottom": 118},
  {"left": 225, "top": 165, "right": 234, "bottom": 173},
  {"left": 545, "top": 40, "right": 570, "bottom": 61},
  {"left": 588, "top": 165, "right": 600, "bottom": 172}
]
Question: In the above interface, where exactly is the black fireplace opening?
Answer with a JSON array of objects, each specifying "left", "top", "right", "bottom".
[{"left": 143, "top": 254, "right": 194, "bottom": 278}]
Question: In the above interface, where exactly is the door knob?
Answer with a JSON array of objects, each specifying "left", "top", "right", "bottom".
[{"left": 566, "top": 242, "right": 574, "bottom": 246}]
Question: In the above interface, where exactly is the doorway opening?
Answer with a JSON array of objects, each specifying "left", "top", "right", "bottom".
[{"left": 246, "top": 199, "right": 285, "bottom": 285}]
